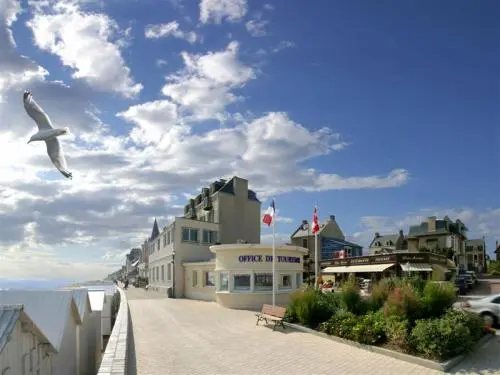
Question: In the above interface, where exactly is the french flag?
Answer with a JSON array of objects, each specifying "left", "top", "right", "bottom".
[{"left": 262, "top": 199, "right": 275, "bottom": 226}]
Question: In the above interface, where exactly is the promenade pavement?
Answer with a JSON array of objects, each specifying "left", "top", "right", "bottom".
[{"left": 126, "top": 287, "right": 500, "bottom": 375}]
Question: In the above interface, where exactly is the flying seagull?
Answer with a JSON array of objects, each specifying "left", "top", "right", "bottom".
[{"left": 23, "top": 91, "right": 73, "bottom": 179}]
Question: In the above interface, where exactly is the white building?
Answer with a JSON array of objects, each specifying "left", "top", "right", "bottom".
[
  {"left": 87, "top": 291, "right": 104, "bottom": 372},
  {"left": 0, "top": 291, "right": 81, "bottom": 375},
  {"left": 0, "top": 304, "right": 57, "bottom": 375},
  {"left": 147, "top": 176, "right": 261, "bottom": 297}
]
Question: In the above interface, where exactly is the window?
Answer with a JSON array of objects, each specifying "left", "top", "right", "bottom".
[
  {"left": 151, "top": 243, "right": 155, "bottom": 252},
  {"left": 219, "top": 272, "right": 229, "bottom": 291},
  {"left": 302, "top": 239, "right": 308, "bottom": 248},
  {"left": 171, "top": 229, "right": 174, "bottom": 242},
  {"left": 163, "top": 234, "right": 166, "bottom": 247},
  {"left": 182, "top": 228, "right": 190, "bottom": 241},
  {"left": 167, "top": 231, "right": 171, "bottom": 244},
  {"left": 192, "top": 271, "right": 198, "bottom": 287},
  {"left": 296, "top": 273, "right": 302, "bottom": 288},
  {"left": 280, "top": 274, "right": 292, "bottom": 289},
  {"left": 167, "top": 263, "right": 172, "bottom": 281},
  {"left": 204, "top": 271, "right": 215, "bottom": 287},
  {"left": 161, "top": 265, "right": 164, "bottom": 281},
  {"left": 234, "top": 274, "right": 251, "bottom": 291},
  {"left": 255, "top": 273, "right": 273, "bottom": 291},
  {"left": 491, "top": 297, "right": 500, "bottom": 304},
  {"left": 202, "top": 230, "right": 218, "bottom": 244},
  {"left": 157, "top": 239, "right": 160, "bottom": 250},
  {"left": 182, "top": 228, "right": 199, "bottom": 242}
]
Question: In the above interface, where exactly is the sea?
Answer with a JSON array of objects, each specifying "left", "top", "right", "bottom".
[{"left": 0, "top": 279, "right": 116, "bottom": 294}]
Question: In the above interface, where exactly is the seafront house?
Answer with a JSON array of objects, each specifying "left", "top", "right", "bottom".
[
  {"left": 125, "top": 248, "right": 141, "bottom": 280},
  {"left": 147, "top": 176, "right": 261, "bottom": 297},
  {"left": 464, "top": 238, "right": 487, "bottom": 273},
  {"left": 407, "top": 216, "right": 468, "bottom": 269},
  {"left": 0, "top": 304, "right": 57, "bottom": 375},
  {"left": 496, "top": 241, "right": 500, "bottom": 261},
  {"left": 368, "top": 230, "right": 408, "bottom": 255},
  {"left": 0, "top": 290, "right": 83, "bottom": 375},
  {"left": 290, "top": 215, "right": 363, "bottom": 281},
  {"left": 138, "top": 238, "right": 149, "bottom": 278}
]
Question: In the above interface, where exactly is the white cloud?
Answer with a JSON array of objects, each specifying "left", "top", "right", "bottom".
[
  {"left": 145, "top": 21, "right": 198, "bottom": 44},
  {"left": 162, "top": 41, "right": 255, "bottom": 120},
  {"left": 263, "top": 4, "right": 274, "bottom": 11},
  {"left": 26, "top": 0, "right": 142, "bottom": 98},
  {"left": 0, "top": 0, "right": 411, "bottom": 280},
  {"left": 273, "top": 40, "right": 295, "bottom": 53},
  {"left": 260, "top": 233, "right": 290, "bottom": 245},
  {"left": 245, "top": 19, "right": 268, "bottom": 37},
  {"left": 199, "top": 0, "right": 247, "bottom": 24}
]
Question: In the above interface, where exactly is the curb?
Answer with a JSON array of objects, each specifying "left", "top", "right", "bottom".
[
  {"left": 97, "top": 287, "right": 130, "bottom": 375},
  {"left": 283, "top": 321, "right": 494, "bottom": 372}
]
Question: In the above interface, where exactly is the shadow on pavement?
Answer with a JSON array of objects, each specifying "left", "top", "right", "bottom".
[
  {"left": 127, "top": 308, "right": 137, "bottom": 375},
  {"left": 446, "top": 338, "right": 500, "bottom": 375}
]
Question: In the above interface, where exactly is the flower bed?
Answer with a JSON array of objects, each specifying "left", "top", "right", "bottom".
[{"left": 285, "top": 276, "right": 492, "bottom": 366}]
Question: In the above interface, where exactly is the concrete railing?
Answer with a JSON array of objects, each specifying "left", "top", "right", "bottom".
[{"left": 97, "top": 288, "right": 129, "bottom": 375}]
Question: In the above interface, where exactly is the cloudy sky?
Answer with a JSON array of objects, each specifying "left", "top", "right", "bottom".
[{"left": 0, "top": 0, "right": 497, "bottom": 282}]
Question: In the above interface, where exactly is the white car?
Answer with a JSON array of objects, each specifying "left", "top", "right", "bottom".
[{"left": 453, "top": 293, "right": 500, "bottom": 326}]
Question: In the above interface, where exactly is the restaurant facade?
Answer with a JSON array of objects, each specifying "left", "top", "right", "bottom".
[{"left": 321, "top": 252, "right": 454, "bottom": 282}]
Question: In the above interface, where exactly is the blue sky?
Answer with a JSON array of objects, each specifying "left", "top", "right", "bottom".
[{"left": 0, "top": 0, "right": 498, "bottom": 282}]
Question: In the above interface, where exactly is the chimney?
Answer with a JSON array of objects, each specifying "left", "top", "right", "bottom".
[
  {"left": 428, "top": 216, "right": 437, "bottom": 232},
  {"left": 375, "top": 232, "right": 380, "bottom": 238},
  {"left": 328, "top": 215, "right": 335, "bottom": 222},
  {"left": 399, "top": 230, "right": 404, "bottom": 237}
]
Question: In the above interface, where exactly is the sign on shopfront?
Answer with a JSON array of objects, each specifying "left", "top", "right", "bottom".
[{"left": 238, "top": 255, "right": 301, "bottom": 263}]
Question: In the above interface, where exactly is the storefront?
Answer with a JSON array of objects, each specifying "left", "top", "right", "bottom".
[
  {"left": 321, "top": 252, "right": 452, "bottom": 282},
  {"left": 183, "top": 244, "right": 306, "bottom": 310}
]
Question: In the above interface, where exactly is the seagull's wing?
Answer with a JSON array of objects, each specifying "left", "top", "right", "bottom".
[
  {"left": 23, "top": 92, "right": 54, "bottom": 130},
  {"left": 45, "top": 138, "right": 72, "bottom": 179}
]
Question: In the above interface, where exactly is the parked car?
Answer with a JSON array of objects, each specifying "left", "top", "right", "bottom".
[
  {"left": 460, "top": 274, "right": 474, "bottom": 289},
  {"left": 453, "top": 293, "right": 500, "bottom": 326},
  {"left": 465, "top": 271, "right": 479, "bottom": 285}
]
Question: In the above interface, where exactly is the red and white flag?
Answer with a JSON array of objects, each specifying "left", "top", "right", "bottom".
[
  {"left": 262, "top": 199, "right": 275, "bottom": 226},
  {"left": 312, "top": 206, "right": 320, "bottom": 234}
]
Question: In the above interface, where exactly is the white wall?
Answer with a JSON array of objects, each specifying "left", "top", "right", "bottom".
[
  {"left": 0, "top": 319, "right": 53, "bottom": 375},
  {"left": 101, "top": 295, "right": 112, "bottom": 336},
  {"left": 52, "top": 309, "right": 78, "bottom": 375}
]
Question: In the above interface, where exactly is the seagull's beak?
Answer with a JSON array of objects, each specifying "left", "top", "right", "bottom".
[{"left": 27, "top": 140, "right": 31, "bottom": 144}]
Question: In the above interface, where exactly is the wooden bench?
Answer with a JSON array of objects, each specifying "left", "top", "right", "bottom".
[{"left": 255, "top": 304, "right": 287, "bottom": 331}]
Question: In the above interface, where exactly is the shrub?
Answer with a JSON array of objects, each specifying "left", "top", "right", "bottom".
[
  {"left": 444, "top": 308, "right": 484, "bottom": 342},
  {"left": 319, "top": 309, "right": 358, "bottom": 340},
  {"left": 384, "top": 315, "right": 410, "bottom": 350},
  {"left": 370, "top": 282, "right": 390, "bottom": 309},
  {"left": 383, "top": 286, "right": 422, "bottom": 323},
  {"left": 421, "top": 282, "right": 457, "bottom": 319},
  {"left": 353, "top": 310, "right": 387, "bottom": 345},
  {"left": 286, "top": 289, "right": 339, "bottom": 328},
  {"left": 410, "top": 309, "right": 481, "bottom": 360}
]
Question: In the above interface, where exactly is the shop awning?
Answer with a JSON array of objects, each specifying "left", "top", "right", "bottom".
[
  {"left": 432, "top": 264, "right": 450, "bottom": 273},
  {"left": 322, "top": 263, "right": 396, "bottom": 274},
  {"left": 400, "top": 263, "right": 433, "bottom": 272}
]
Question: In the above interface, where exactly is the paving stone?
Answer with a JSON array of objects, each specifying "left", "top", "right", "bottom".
[{"left": 125, "top": 287, "right": 500, "bottom": 375}]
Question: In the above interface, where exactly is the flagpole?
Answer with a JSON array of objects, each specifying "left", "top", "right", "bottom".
[
  {"left": 315, "top": 231, "right": 319, "bottom": 289},
  {"left": 272, "top": 201, "right": 276, "bottom": 307}
]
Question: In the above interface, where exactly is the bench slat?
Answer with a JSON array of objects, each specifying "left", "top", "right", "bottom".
[{"left": 260, "top": 304, "right": 286, "bottom": 319}]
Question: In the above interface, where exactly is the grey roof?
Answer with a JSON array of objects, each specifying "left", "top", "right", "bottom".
[
  {"left": 408, "top": 218, "right": 468, "bottom": 238},
  {"left": 465, "top": 239, "right": 485, "bottom": 246},
  {"left": 0, "top": 304, "right": 57, "bottom": 355},
  {"left": 0, "top": 290, "right": 80, "bottom": 352},
  {"left": 369, "top": 234, "right": 399, "bottom": 248},
  {"left": 0, "top": 304, "right": 22, "bottom": 354},
  {"left": 68, "top": 289, "right": 91, "bottom": 322}
]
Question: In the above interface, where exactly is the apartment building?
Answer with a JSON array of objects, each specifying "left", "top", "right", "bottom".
[
  {"left": 147, "top": 176, "right": 261, "bottom": 297},
  {"left": 290, "top": 215, "right": 363, "bottom": 280},
  {"left": 368, "top": 230, "right": 408, "bottom": 255},
  {"left": 465, "top": 238, "right": 487, "bottom": 273},
  {"left": 407, "top": 216, "right": 468, "bottom": 269}
]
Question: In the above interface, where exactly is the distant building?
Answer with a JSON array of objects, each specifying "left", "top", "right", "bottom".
[
  {"left": 496, "top": 241, "right": 500, "bottom": 261},
  {"left": 465, "top": 238, "right": 487, "bottom": 273},
  {"left": 369, "top": 230, "right": 408, "bottom": 255},
  {"left": 0, "top": 304, "right": 56, "bottom": 375},
  {"left": 147, "top": 176, "right": 261, "bottom": 297},
  {"left": 290, "top": 215, "right": 363, "bottom": 280},
  {"left": 407, "top": 216, "right": 468, "bottom": 269}
]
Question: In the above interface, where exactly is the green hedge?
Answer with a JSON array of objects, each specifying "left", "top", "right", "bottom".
[{"left": 287, "top": 277, "right": 485, "bottom": 361}]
